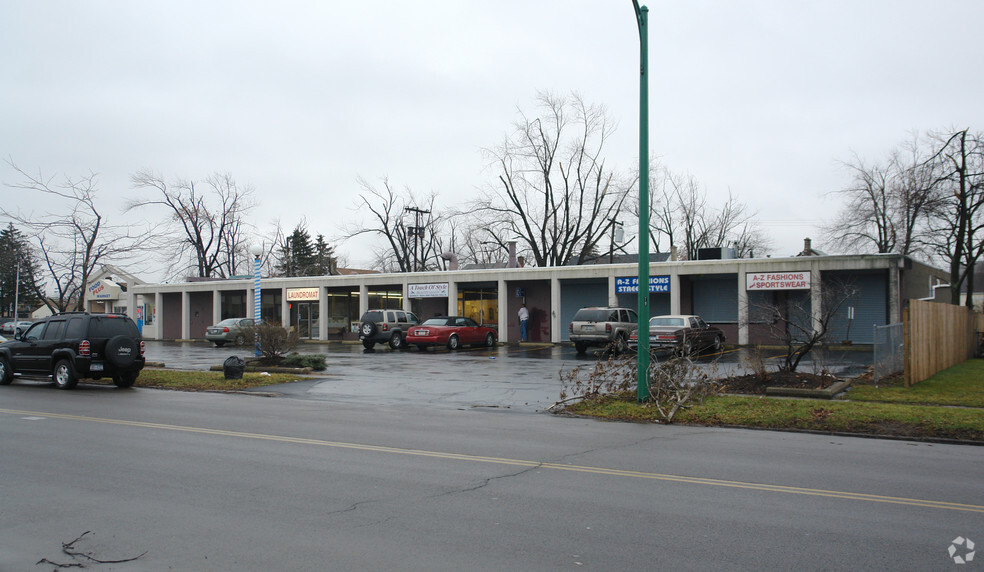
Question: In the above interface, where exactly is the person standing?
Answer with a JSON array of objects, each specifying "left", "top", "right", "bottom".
[{"left": 518, "top": 303, "right": 530, "bottom": 342}]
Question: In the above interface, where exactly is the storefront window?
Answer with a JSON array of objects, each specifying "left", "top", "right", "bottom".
[
  {"left": 368, "top": 289, "right": 402, "bottom": 310},
  {"left": 261, "top": 289, "right": 282, "bottom": 324},
  {"left": 221, "top": 291, "right": 247, "bottom": 320},
  {"left": 458, "top": 287, "right": 498, "bottom": 328}
]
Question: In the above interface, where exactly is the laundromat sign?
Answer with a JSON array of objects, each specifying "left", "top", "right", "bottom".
[
  {"left": 286, "top": 287, "right": 320, "bottom": 301},
  {"left": 746, "top": 271, "right": 811, "bottom": 290}
]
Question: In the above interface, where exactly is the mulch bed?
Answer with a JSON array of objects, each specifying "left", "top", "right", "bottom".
[{"left": 720, "top": 371, "right": 842, "bottom": 395}]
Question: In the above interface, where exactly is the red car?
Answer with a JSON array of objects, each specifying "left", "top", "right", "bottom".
[{"left": 407, "top": 316, "right": 497, "bottom": 351}]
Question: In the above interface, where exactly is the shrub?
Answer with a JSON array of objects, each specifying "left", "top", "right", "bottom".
[{"left": 282, "top": 354, "right": 327, "bottom": 371}]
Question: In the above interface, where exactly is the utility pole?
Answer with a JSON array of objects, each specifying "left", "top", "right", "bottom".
[
  {"left": 633, "top": 0, "right": 651, "bottom": 402},
  {"left": 404, "top": 206, "right": 430, "bottom": 272}
]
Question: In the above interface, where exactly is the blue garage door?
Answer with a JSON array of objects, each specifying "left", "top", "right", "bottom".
[
  {"left": 692, "top": 275, "right": 738, "bottom": 322},
  {"left": 824, "top": 271, "right": 887, "bottom": 344},
  {"left": 560, "top": 280, "right": 608, "bottom": 341}
]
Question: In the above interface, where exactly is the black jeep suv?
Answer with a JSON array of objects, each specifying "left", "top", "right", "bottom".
[{"left": 0, "top": 312, "right": 145, "bottom": 389}]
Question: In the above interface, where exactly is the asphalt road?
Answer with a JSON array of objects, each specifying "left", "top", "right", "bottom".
[
  {"left": 145, "top": 340, "right": 874, "bottom": 412},
  {"left": 1, "top": 386, "right": 981, "bottom": 571}
]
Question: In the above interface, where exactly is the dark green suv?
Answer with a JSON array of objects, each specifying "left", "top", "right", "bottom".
[{"left": 0, "top": 312, "right": 145, "bottom": 389}]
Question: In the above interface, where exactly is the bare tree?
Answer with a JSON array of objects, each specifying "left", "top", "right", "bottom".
[
  {"left": 824, "top": 138, "right": 941, "bottom": 257},
  {"left": 345, "top": 177, "right": 450, "bottom": 272},
  {"left": 745, "top": 281, "right": 859, "bottom": 372},
  {"left": 924, "top": 129, "right": 984, "bottom": 305},
  {"left": 643, "top": 172, "right": 768, "bottom": 260},
  {"left": 2, "top": 162, "right": 149, "bottom": 313},
  {"left": 473, "top": 91, "right": 630, "bottom": 267},
  {"left": 128, "top": 170, "right": 255, "bottom": 279}
]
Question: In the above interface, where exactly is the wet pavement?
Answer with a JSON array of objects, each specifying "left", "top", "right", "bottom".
[{"left": 143, "top": 340, "right": 874, "bottom": 412}]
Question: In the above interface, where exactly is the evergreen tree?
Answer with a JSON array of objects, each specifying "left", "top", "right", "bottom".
[
  {"left": 312, "top": 234, "right": 336, "bottom": 276},
  {"left": 0, "top": 223, "right": 41, "bottom": 316},
  {"left": 274, "top": 223, "right": 316, "bottom": 277}
]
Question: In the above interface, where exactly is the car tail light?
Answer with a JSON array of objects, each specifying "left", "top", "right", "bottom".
[
  {"left": 656, "top": 335, "right": 676, "bottom": 340},
  {"left": 140, "top": 341, "right": 145, "bottom": 357},
  {"left": 223, "top": 327, "right": 230, "bottom": 333},
  {"left": 79, "top": 340, "right": 90, "bottom": 356},
  {"left": 569, "top": 323, "right": 573, "bottom": 333},
  {"left": 606, "top": 323, "right": 612, "bottom": 333},
  {"left": 382, "top": 323, "right": 389, "bottom": 331}
]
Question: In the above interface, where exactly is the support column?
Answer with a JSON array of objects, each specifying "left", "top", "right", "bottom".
[
  {"left": 180, "top": 291, "right": 190, "bottom": 340},
  {"left": 447, "top": 281, "right": 458, "bottom": 316},
  {"left": 213, "top": 290, "right": 222, "bottom": 324},
  {"left": 319, "top": 287, "right": 329, "bottom": 341},
  {"left": 497, "top": 278, "right": 508, "bottom": 342},
  {"left": 281, "top": 289, "right": 290, "bottom": 329},
  {"left": 402, "top": 279, "right": 412, "bottom": 312},
  {"left": 670, "top": 273, "right": 682, "bottom": 315},
  {"left": 155, "top": 292, "right": 163, "bottom": 340},
  {"left": 359, "top": 285, "right": 369, "bottom": 317},
  {"left": 888, "top": 261, "right": 901, "bottom": 324},
  {"left": 550, "top": 277, "right": 562, "bottom": 343},
  {"left": 737, "top": 264, "right": 749, "bottom": 345},
  {"left": 247, "top": 288, "right": 256, "bottom": 319},
  {"left": 811, "top": 262, "right": 823, "bottom": 335},
  {"left": 608, "top": 274, "right": 618, "bottom": 306}
]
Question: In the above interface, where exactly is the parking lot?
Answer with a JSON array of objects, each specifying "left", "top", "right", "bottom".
[{"left": 144, "top": 340, "right": 873, "bottom": 412}]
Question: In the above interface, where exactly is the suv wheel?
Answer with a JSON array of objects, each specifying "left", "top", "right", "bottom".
[
  {"left": 388, "top": 332, "right": 404, "bottom": 350},
  {"left": 0, "top": 357, "right": 12, "bottom": 385},
  {"left": 574, "top": 342, "right": 587, "bottom": 355},
  {"left": 113, "top": 372, "right": 138, "bottom": 388},
  {"left": 362, "top": 340, "right": 375, "bottom": 350},
  {"left": 447, "top": 334, "right": 460, "bottom": 351},
  {"left": 360, "top": 322, "right": 377, "bottom": 337},
  {"left": 53, "top": 359, "right": 78, "bottom": 390},
  {"left": 613, "top": 335, "right": 628, "bottom": 355}
]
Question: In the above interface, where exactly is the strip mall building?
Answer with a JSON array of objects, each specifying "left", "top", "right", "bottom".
[{"left": 129, "top": 248, "right": 949, "bottom": 346}]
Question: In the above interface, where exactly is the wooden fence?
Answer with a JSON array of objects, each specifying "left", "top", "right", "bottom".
[{"left": 903, "top": 299, "right": 982, "bottom": 387}]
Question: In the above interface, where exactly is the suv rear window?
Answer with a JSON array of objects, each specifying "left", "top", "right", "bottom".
[
  {"left": 89, "top": 317, "right": 139, "bottom": 338},
  {"left": 573, "top": 309, "right": 611, "bottom": 322},
  {"left": 363, "top": 311, "right": 383, "bottom": 322}
]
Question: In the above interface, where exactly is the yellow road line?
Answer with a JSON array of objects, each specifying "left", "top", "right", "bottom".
[{"left": 3, "top": 407, "right": 981, "bottom": 513}]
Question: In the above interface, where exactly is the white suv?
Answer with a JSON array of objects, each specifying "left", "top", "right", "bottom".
[
  {"left": 359, "top": 309, "right": 421, "bottom": 350},
  {"left": 568, "top": 306, "right": 639, "bottom": 355}
]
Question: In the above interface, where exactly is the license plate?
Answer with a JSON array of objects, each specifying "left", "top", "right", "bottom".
[
  {"left": 582, "top": 325, "right": 594, "bottom": 331},
  {"left": 90, "top": 363, "right": 104, "bottom": 372}
]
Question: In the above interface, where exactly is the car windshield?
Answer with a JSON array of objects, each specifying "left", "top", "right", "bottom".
[
  {"left": 650, "top": 317, "right": 686, "bottom": 327},
  {"left": 421, "top": 318, "right": 450, "bottom": 326},
  {"left": 217, "top": 318, "right": 242, "bottom": 326}
]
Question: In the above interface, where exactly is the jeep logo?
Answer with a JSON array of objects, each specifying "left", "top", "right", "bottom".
[{"left": 118, "top": 347, "right": 132, "bottom": 356}]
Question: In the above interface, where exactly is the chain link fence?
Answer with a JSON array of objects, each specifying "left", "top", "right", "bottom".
[{"left": 873, "top": 323, "right": 904, "bottom": 383}]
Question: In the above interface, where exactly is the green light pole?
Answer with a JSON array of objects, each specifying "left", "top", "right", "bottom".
[{"left": 632, "top": 0, "right": 650, "bottom": 401}]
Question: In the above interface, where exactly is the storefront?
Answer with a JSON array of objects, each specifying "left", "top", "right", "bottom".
[{"left": 130, "top": 252, "right": 948, "bottom": 345}]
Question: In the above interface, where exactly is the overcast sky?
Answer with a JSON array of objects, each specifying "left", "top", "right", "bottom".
[{"left": 2, "top": 1, "right": 982, "bottom": 280}]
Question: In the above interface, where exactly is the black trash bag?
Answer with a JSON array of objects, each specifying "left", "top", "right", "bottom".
[{"left": 223, "top": 356, "right": 246, "bottom": 380}]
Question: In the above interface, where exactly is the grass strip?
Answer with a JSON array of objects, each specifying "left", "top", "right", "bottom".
[
  {"left": 568, "top": 393, "right": 984, "bottom": 441},
  {"left": 844, "top": 359, "right": 984, "bottom": 407},
  {"left": 135, "top": 369, "right": 302, "bottom": 391}
]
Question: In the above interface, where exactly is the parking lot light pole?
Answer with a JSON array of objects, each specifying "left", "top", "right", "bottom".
[
  {"left": 250, "top": 244, "right": 263, "bottom": 358},
  {"left": 633, "top": 0, "right": 650, "bottom": 402}
]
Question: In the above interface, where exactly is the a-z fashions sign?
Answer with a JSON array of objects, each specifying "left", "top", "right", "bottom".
[
  {"left": 616, "top": 276, "right": 671, "bottom": 294},
  {"left": 286, "top": 287, "right": 320, "bottom": 301},
  {"left": 746, "top": 272, "right": 811, "bottom": 290},
  {"left": 409, "top": 283, "right": 449, "bottom": 298}
]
